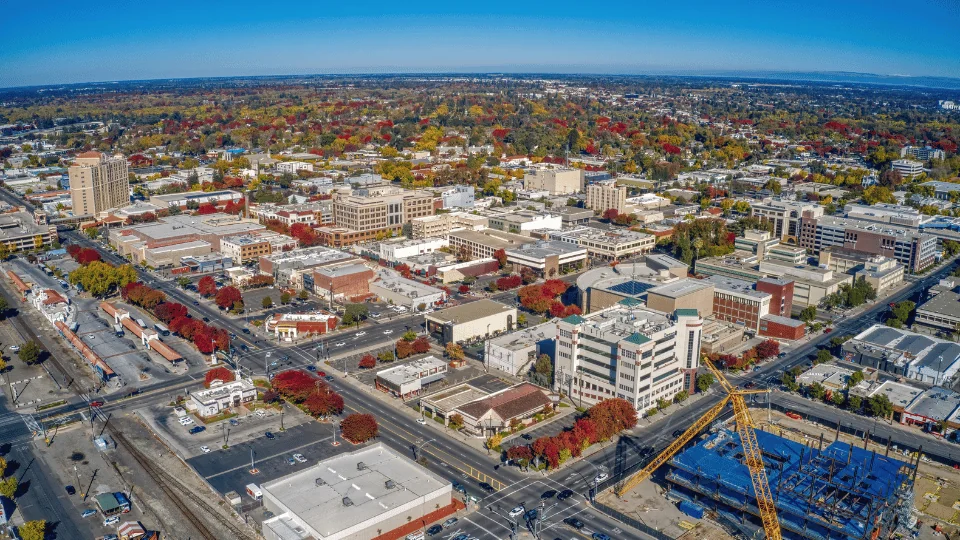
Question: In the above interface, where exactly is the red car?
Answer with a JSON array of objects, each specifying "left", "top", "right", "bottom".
[
  {"left": 823, "top": 328, "right": 832, "bottom": 334},
  {"left": 89, "top": 400, "right": 104, "bottom": 408}
]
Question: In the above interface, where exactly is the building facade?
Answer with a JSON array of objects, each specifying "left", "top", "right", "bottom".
[
  {"left": 69, "top": 152, "right": 130, "bottom": 216},
  {"left": 750, "top": 199, "right": 823, "bottom": 241},
  {"left": 555, "top": 305, "right": 702, "bottom": 411},
  {"left": 522, "top": 167, "right": 583, "bottom": 195},
  {"left": 585, "top": 180, "right": 627, "bottom": 213},
  {"left": 799, "top": 214, "right": 938, "bottom": 273}
]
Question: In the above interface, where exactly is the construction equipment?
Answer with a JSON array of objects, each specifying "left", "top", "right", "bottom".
[{"left": 616, "top": 357, "right": 782, "bottom": 540}]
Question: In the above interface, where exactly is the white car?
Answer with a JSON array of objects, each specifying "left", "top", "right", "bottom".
[
  {"left": 9, "top": 345, "right": 19, "bottom": 352},
  {"left": 335, "top": 342, "right": 345, "bottom": 347},
  {"left": 293, "top": 453, "right": 307, "bottom": 463},
  {"left": 416, "top": 417, "right": 427, "bottom": 425},
  {"left": 200, "top": 445, "right": 211, "bottom": 453},
  {"left": 383, "top": 329, "right": 393, "bottom": 335},
  {"left": 355, "top": 331, "right": 366, "bottom": 337},
  {"left": 508, "top": 505, "right": 525, "bottom": 518},
  {"left": 179, "top": 417, "right": 194, "bottom": 426},
  {"left": 266, "top": 352, "right": 272, "bottom": 357},
  {"left": 103, "top": 515, "right": 120, "bottom": 526},
  {"left": 594, "top": 472, "right": 609, "bottom": 483},
  {"left": 86, "top": 334, "right": 96, "bottom": 339}
]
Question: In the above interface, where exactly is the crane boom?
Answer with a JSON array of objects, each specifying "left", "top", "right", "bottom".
[
  {"left": 614, "top": 356, "right": 782, "bottom": 539},
  {"left": 616, "top": 396, "right": 730, "bottom": 497}
]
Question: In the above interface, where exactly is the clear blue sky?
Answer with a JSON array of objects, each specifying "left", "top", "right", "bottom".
[{"left": 3, "top": 0, "right": 959, "bottom": 88}]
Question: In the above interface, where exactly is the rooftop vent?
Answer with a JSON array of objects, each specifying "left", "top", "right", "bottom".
[
  {"left": 315, "top": 478, "right": 326, "bottom": 486},
  {"left": 342, "top": 497, "right": 354, "bottom": 507},
  {"left": 357, "top": 462, "right": 367, "bottom": 470},
  {"left": 384, "top": 480, "right": 396, "bottom": 489}
]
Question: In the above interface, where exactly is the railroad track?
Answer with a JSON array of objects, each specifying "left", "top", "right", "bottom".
[{"left": 111, "top": 429, "right": 253, "bottom": 540}]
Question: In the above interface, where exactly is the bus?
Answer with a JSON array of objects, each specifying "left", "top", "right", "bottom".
[{"left": 154, "top": 323, "right": 170, "bottom": 336}]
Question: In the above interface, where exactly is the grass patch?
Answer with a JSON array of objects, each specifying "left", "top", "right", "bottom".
[
  {"left": 37, "top": 400, "right": 67, "bottom": 411},
  {"left": 558, "top": 402, "right": 570, "bottom": 408},
  {"left": 200, "top": 410, "right": 239, "bottom": 424}
]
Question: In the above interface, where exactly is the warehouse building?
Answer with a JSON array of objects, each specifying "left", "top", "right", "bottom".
[
  {"left": 842, "top": 324, "right": 960, "bottom": 384},
  {"left": 425, "top": 299, "right": 517, "bottom": 344},
  {"left": 375, "top": 356, "right": 447, "bottom": 399},
  {"left": 369, "top": 275, "right": 446, "bottom": 310},
  {"left": 260, "top": 443, "right": 456, "bottom": 540}
]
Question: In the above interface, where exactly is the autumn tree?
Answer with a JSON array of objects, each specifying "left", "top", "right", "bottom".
[
  {"left": 340, "top": 413, "right": 378, "bottom": 443},
  {"left": 755, "top": 340, "right": 780, "bottom": 360},
  {"left": 204, "top": 367, "right": 235, "bottom": 388},
  {"left": 197, "top": 276, "right": 218, "bottom": 297},
  {"left": 359, "top": 355, "right": 377, "bottom": 369},
  {"left": 18, "top": 520, "right": 45, "bottom": 540},
  {"left": 215, "top": 286, "right": 243, "bottom": 310},
  {"left": 449, "top": 413, "right": 464, "bottom": 430},
  {"left": 445, "top": 342, "right": 464, "bottom": 361}
]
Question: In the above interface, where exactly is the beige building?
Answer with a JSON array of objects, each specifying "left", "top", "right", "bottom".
[
  {"left": 332, "top": 186, "right": 434, "bottom": 235},
  {"left": 585, "top": 180, "right": 627, "bottom": 213},
  {"left": 646, "top": 279, "right": 715, "bottom": 318},
  {"left": 425, "top": 299, "right": 517, "bottom": 344},
  {"left": 522, "top": 167, "right": 583, "bottom": 195},
  {"left": 855, "top": 256, "right": 904, "bottom": 294},
  {"left": 69, "top": 151, "right": 130, "bottom": 216},
  {"left": 447, "top": 229, "right": 536, "bottom": 260},
  {"left": 220, "top": 231, "right": 298, "bottom": 263},
  {"left": 409, "top": 212, "right": 487, "bottom": 239}
]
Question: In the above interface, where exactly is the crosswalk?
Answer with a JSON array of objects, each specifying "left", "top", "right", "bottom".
[{"left": 0, "top": 410, "right": 39, "bottom": 444}]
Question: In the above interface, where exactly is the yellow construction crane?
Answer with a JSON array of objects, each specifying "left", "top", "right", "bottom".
[{"left": 615, "top": 357, "right": 782, "bottom": 540}]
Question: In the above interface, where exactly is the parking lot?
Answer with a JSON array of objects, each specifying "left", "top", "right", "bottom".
[{"left": 185, "top": 419, "right": 356, "bottom": 503}]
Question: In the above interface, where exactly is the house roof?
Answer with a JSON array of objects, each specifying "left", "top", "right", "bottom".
[{"left": 456, "top": 383, "right": 551, "bottom": 422}]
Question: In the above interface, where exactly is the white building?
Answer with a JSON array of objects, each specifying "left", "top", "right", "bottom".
[
  {"left": 484, "top": 322, "right": 556, "bottom": 375},
  {"left": 440, "top": 185, "right": 475, "bottom": 209},
  {"left": 891, "top": 159, "right": 924, "bottom": 178},
  {"left": 750, "top": 199, "right": 824, "bottom": 240},
  {"left": 189, "top": 378, "right": 258, "bottom": 417},
  {"left": 425, "top": 299, "right": 518, "bottom": 344},
  {"left": 522, "top": 166, "right": 584, "bottom": 195},
  {"left": 585, "top": 180, "right": 627, "bottom": 213},
  {"left": 375, "top": 356, "right": 447, "bottom": 398},
  {"left": 369, "top": 275, "right": 445, "bottom": 309},
  {"left": 378, "top": 237, "right": 448, "bottom": 262},
  {"left": 555, "top": 305, "right": 702, "bottom": 410},
  {"left": 276, "top": 161, "right": 315, "bottom": 173}
]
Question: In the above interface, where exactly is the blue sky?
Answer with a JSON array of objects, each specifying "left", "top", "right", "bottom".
[{"left": 2, "top": 0, "right": 959, "bottom": 88}]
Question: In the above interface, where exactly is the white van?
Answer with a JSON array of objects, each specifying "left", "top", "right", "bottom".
[
  {"left": 246, "top": 483, "right": 262, "bottom": 501},
  {"left": 405, "top": 533, "right": 424, "bottom": 540}
]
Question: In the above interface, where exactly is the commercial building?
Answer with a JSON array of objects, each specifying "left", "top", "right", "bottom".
[
  {"left": 369, "top": 275, "right": 446, "bottom": 310},
  {"left": 854, "top": 256, "right": 905, "bottom": 294},
  {"left": 574, "top": 259, "right": 688, "bottom": 313},
  {"left": 700, "top": 319, "right": 745, "bottom": 354},
  {"left": 901, "top": 145, "right": 945, "bottom": 161},
  {"left": 921, "top": 180, "right": 960, "bottom": 201},
  {"left": 440, "top": 185, "right": 475, "bottom": 209},
  {"left": 705, "top": 275, "right": 772, "bottom": 333},
  {"left": 219, "top": 231, "right": 298, "bottom": 263},
  {"left": 378, "top": 237, "right": 448, "bottom": 263},
  {"left": 522, "top": 166, "right": 583, "bottom": 195},
  {"left": 149, "top": 190, "right": 243, "bottom": 210},
  {"left": 667, "top": 429, "right": 914, "bottom": 540},
  {"left": 486, "top": 210, "right": 562, "bottom": 235},
  {"left": 750, "top": 199, "right": 823, "bottom": 241},
  {"left": 265, "top": 311, "right": 338, "bottom": 341},
  {"left": 409, "top": 211, "right": 487, "bottom": 239},
  {"left": 375, "top": 356, "right": 447, "bottom": 398},
  {"left": 505, "top": 240, "right": 587, "bottom": 277},
  {"left": 332, "top": 186, "right": 434, "bottom": 237},
  {"left": 914, "top": 281, "right": 960, "bottom": 337},
  {"left": 483, "top": 322, "right": 555, "bottom": 375},
  {"left": 312, "top": 263, "right": 375, "bottom": 302},
  {"left": 548, "top": 226, "right": 655, "bottom": 261},
  {"left": 448, "top": 229, "right": 536, "bottom": 260},
  {"left": 891, "top": 159, "right": 924, "bottom": 178},
  {"left": 555, "top": 305, "right": 703, "bottom": 410},
  {"left": 799, "top": 214, "right": 938, "bottom": 273},
  {"left": 260, "top": 443, "right": 455, "bottom": 540},
  {"left": 451, "top": 382, "right": 554, "bottom": 437},
  {"left": 550, "top": 206, "right": 593, "bottom": 225},
  {"left": 645, "top": 279, "right": 715, "bottom": 318},
  {"left": 188, "top": 378, "right": 258, "bottom": 417},
  {"left": 843, "top": 203, "right": 929, "bottom": 228},
  {"left": 69, "top": 151, "right": 130, "bottom": 217},
  {"left": 757, "top": 314, "right": 806, "bottom": 340},
  {"left": 756, "top": 277, "right": 794, "bottom": 317},
  {"left": 425, "top": 299, "right": 517, "bottom": 344},
  {"left": 585, "top": 180, "right": 627, "bottom": 213},
  {"left": 0, "top": 211, "right": 58, "bottom": 253},
  {"left": 110, "top": 213, "right": 265, "bottom": 268},
  {"left": 258, "top": 246, "right": 358, "bottom": 288},
  {"left": 842, "top": 324, "right": 960, "bottom": 384},
  {"left": 276, "top": 160, "right": 314, "bottom": 173}
]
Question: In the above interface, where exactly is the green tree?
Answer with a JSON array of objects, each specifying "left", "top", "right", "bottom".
[
  {"left": 674, "top": 390, "right": 689, "bottom": 403},
  {"left": 18, "top": 341, "right": 41, "bottom": 365},
  {"left": 378, "top": 350, "right": 395, "bottom": 362},
  {"left": 799, "top": 306, "right": 817, "bottom": 323},
  {"left": 696, "top": 373, "right": 715, "bottom": 392},
  {"left": 848, "top": 370, "right": 865, "bottom": 388},
  {"left": 815, "top": 349, "right": 833, "bottom": 364},
  {"left": 449, "top": 413, "right": 465, "bottom": 430},
  {"left": 0, "top": 295, "right": 8, "bottom": 318},
  {"left": 262, "top": 296, "right": 273, "bottom": 309},
  {"left": 280, "top": 292, "right": 292, "bottom": 304},
  {"left": 402, "top": 330, "right": 417, "bottom": 342},
  {"left": 0, "top": 475, "right": 17, "bottom": 499},
  {"left": 808, "top": 382, "right": 826, "bottom": 400},
  {"left": 831, "top": 392, "right": 845, "bottom": 407},
  {"left": 781, "top": 371, "right": 800, "bottom": 392},
  {"left": 298, "top": 289, "right": 309, "bottom": 301},
  {"left": 0, "top": 456, "right": 6, "bottom": 477},
  {"left": 85, "top": 227, "right": 100, "bottom": 239},
  {"left": 342, "top": 304, "right": 369, "bottom": 327},
  {"left": 517, "top": 313, "right": 527, "bottom": 327},
  {"left": 890, "top": 301, "right": 915, "bottom": 325},
  {"left": 534, "top": 354, "right": 553, "bottom": 385},
  {"left": 17, "top": 520, "right": 45, "bottom": 540},
  {"left": 847, "top": 395, "right": 863, "bottom": 412},
  {"left": 177, "top": 276, "right": 192, "bottom": 289},
  {"left": 866, "top": 394, "right": 893, "bottom": 418}
]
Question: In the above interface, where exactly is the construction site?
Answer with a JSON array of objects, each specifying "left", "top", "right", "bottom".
[{"left": 664, "top": 427, "right": 916, "bottom": 540}]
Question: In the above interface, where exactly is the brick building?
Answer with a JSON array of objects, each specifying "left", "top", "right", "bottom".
[
  {"left": 758, "top": 314, "right": 806, "bottom": 340},
  {"left": 312, "top": 263, "right": 375, "bottom": 302},
  {"left": 755, "top": 277, "right": 794, "bottom": 317}
]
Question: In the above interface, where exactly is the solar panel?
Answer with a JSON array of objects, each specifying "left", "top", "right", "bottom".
[{"left": 607, "top": 280, "right": 654, "bottom": 296}]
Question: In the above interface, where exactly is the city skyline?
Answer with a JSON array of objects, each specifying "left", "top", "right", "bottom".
[{"left": 3, "top": 0, "right": 960, "bottom": 88}]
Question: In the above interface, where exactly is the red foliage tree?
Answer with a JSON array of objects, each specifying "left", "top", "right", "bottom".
[
  {"left": 505, "top": 445, "right": 533, "bottom": 467},
  {"left": 196, "top": 203, "right": 217, "bottom": 215},
  {"left": 549, "top": 301, "right": 566, "bottom": 318},
  {"left": 213, "top": 328, "right": 230, "bottom": 352},
  {"left": 412, "top": 336, "right": 431, "bottom": 354},
  {"left": 169, "top": 315, "right": 192, "bottom": 336},
  {"left": 340, "top": 413, "right": 378, "bottom": 443},
  {"left": 305, "top": 387, "right": 344, "bottom": 417},
  {"left": 215, "top": 286, "right": 243, "bottom": 310},
  {"left": 396, "top": 339, "right": 414, "bottom": 359},
  {"left": 492, "top": 249, "right": 507, "bottom": 268},
  {"left": 75, "top": 248, "right": 102, "bottom": 265},
  {"left": 532, "top": 437, "right": 562, "bottom": 469},
  {"left": 602, "top": 208, "right": 619, "bottom": 222},
  {"left": 755, "top": 340, "right": 780, "bottom": 360},
  {"left": 358, "top": 355, "right": 376, "bottom": 369},
  {"left": 458, "top": 284, "right": 470, "bottom": 294},
  {"left": 204, "top": 367, "right": 235, "bottom": 388},
  {"left": 193, "top": 325, "right": 216, "bottom": 354},
  {"left": 572, "top": 417, "right": 598, "bottom": 446},
  {"left": 154, "top": 302, "right": 188, "bottom": 323},
  {"left": 495, "top": 275, "right": 522, "bottom": 291},
  {"left": 271, "top": 370, "right": 319, "bottom": 403},
  {"left": 541, "top": 279, "right": 568, "bottom": 298},
  {"left": 562, "top": 305, "right": 582, "bottom": 317},
  {"left": 588, "top": 398, "right": 639, "bottom": 440},
  {"left": 394, "top": 263, "right": 412, "bottom": 279},
  {"left": 197, "top": 276, "right": 218, "bottom": 297},
  {"left": 290, "top": 223, "right": 319, "bottom": 247}
]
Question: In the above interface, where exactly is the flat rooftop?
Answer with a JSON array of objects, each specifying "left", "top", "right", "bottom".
[
  {"left": 571, "top": 303, "right": 673, "bottom": 341},
  {"left": 647, "top": 279, "right": 713, "bottom": 299},
  {"left": 917, "top": 288, "right": 960, "bottom": 319},
  {"left": 372, "top": 275, "right": 443, "bottom": 299},
  {"left": 426, "top": 299, "right": 516, "bottom": 325},
  {"left": 448, "top": 229, "right": 536, "bottom": 249},
  {"left": 487, "top": 321, "right": 555, "bottom": 352},
  {"left": 376, "top": 356, "right": 447, "bottom": 386},
  {"left": 703, "top": 274, "right": 769, "bottom": 299},
  {"left": 505, "top": 240, "right": 585, "bottom": 259},
  {"left": 261, "top": 442, "right": 449, "bottom": 539},
  {"left": 118, "top": 213, "right": 264, "bottom": 241}
]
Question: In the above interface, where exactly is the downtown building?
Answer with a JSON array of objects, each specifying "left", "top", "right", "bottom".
[
  {"left": 750, "top": 199, "right": 823, "bottom": 241},
  {"left": 585, "top": 179, "right": 627, "bottom": 213},
  {"left": 799, "top": 214, "right": 938, "bottom": 273},
  {"left": 554, "top": 304, "right": 703, "bottom": 411},
  {"left": 323, "top": 185, "right": 434, "bottom": 246},
  {"left": 68, "top": 151, "right": 130, "bottom": 217}
]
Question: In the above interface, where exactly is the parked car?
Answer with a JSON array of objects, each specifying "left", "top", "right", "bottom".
[
  {"left": 426, "top": 524, "right": 442, "bottom": 536},
  {"left": 8, "top": 345, "right": 19, "bottom": 352},
  {"left": 324, "top": 376, "right": 334, "bottom": 382},
  {"left": 293, "top": 453, "right": 307, "bottom": 463},
  {"left": 287, "top": 457, "right": 296, "bottom": 466},
  {"left": 541, "top": 490, "right": 556, "bottom": 499},
  {"left": 524, "top": 509, "right": 539, "bottom": 521},
  {"left": 306, "top": 365, "right": 316, "bottom": 372},
  {"left": 442, "top": 518, "right": 458, "bottom": 527},
  {"left": 229, "top": 418, "right": 239, "bottom": 426},
  {"left": 179, "top": 417, "right": 194, "bottom": 426},
  {"left": 189, "top": 426, "right": 205, "bottom": 434},
  {"left": 416, "top": 417, "right": 427, "bottom": 425},
  {"left": 508, "top": 505, "right": 525, "bottom": 517},
  {"left": 265, "top": 431, "right": 275, "bottom": 439},
  {"left": 557, "top": 489, "right": 575, "bottom": 501},
  {"left": 103, "top": 515, "right": 120, "bottom": 526},
  {"left": 672, "top": 429, "right": 684, "bottom": 438},
  {"left": 81, "top": 509, "right": 97, "bottom": 518},
  {"left": 65, "top": 485, "right": 76, "bottom": 495},
  {"left": 594, "top": 472, "right": 609, "bottom": 483}
]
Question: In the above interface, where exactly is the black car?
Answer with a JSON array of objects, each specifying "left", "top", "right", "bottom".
[
  {"left": 242, "top": 328, "right": 250, "bottom": 334},
  {"left": 479, "top": 482, "right": 495, "bottom": 493},
  {"left": 557, "top": 489, "right": 574, "bottom": 501},
  {"left": 520, "top": 433, "right": 532, "bottom": 440},
  {"left": 426, "top": 524, "right": 442, "bottom": 536},
  {"left": 265, "top": 431, "right": 275, "bottom": 439},
  {"left": 452, "top": 482, "right": 466, "bottom": 494},
  {"left": 202, "top": 317, "right": 210, "bottom": 322},
  {"left": 524, "top": 509, "right": 539, "bottom": 521},
  {"left": 65, "top": 485, "right": 76, "bottom": 495},
  {"left": 324, "top": 375, "right": 334, "bottom": 382},
  {"left": 672, "top": 429, "right": 684, "bottom": 438},
  {"left": 564, "top": 517, "right": 585, "bottom": 530},
  {"left": 189, "top": 426, "right": 205, "bottom": 434},
  {"left": 541, "top": 490, "right": 557, "bottom": 499}
]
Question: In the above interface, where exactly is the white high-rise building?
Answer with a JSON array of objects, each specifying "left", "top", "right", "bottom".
[{"left": 554, "top": 304, "right": 702, "bottom": 411}]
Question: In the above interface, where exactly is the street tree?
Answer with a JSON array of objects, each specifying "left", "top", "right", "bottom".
[
  {"left": 696, "top": 373, "right": 714, "bottom": 392},
  {"left": 280, "top": 292, "right": 292, "bottom": 304},
  {"left": 262, "top": 296, "right": 273, "bottom": 309},
  {"left": 18, "top": 341, "right": 41, "bottom": 365},
  {"left": 298, "top": 289, "right": 309, "bottom": 301},
  {"left": 18, "top": 520, "right": 45, "bottom": 540},
  {"left": 0, "top": 475, "right": 18, "bottom": 499}
]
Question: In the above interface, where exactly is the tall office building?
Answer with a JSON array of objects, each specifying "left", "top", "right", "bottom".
[
  {"left": 69, "top": 152, "right": 130, "bottom": 216},
  {"left": 585, "top": 180, "right": 627, "bottom": 213}
]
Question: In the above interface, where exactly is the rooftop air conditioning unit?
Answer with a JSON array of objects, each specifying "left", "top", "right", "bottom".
[
  {"left": 342, "top": 497, "right": 354, "bottom": 506},
  {"left": 385, "top": 480, "right": 396, "bottom": 489},
  {"left": 357, "top": 462, "right": 367, "bottom": 470},
  {"left": 315, "top": 478, "right": 326, "bottom": 486}
]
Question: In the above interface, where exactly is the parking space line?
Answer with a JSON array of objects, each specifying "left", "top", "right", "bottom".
[{"left": 203, "top": 435, "right": 331, "bottom": 480}]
